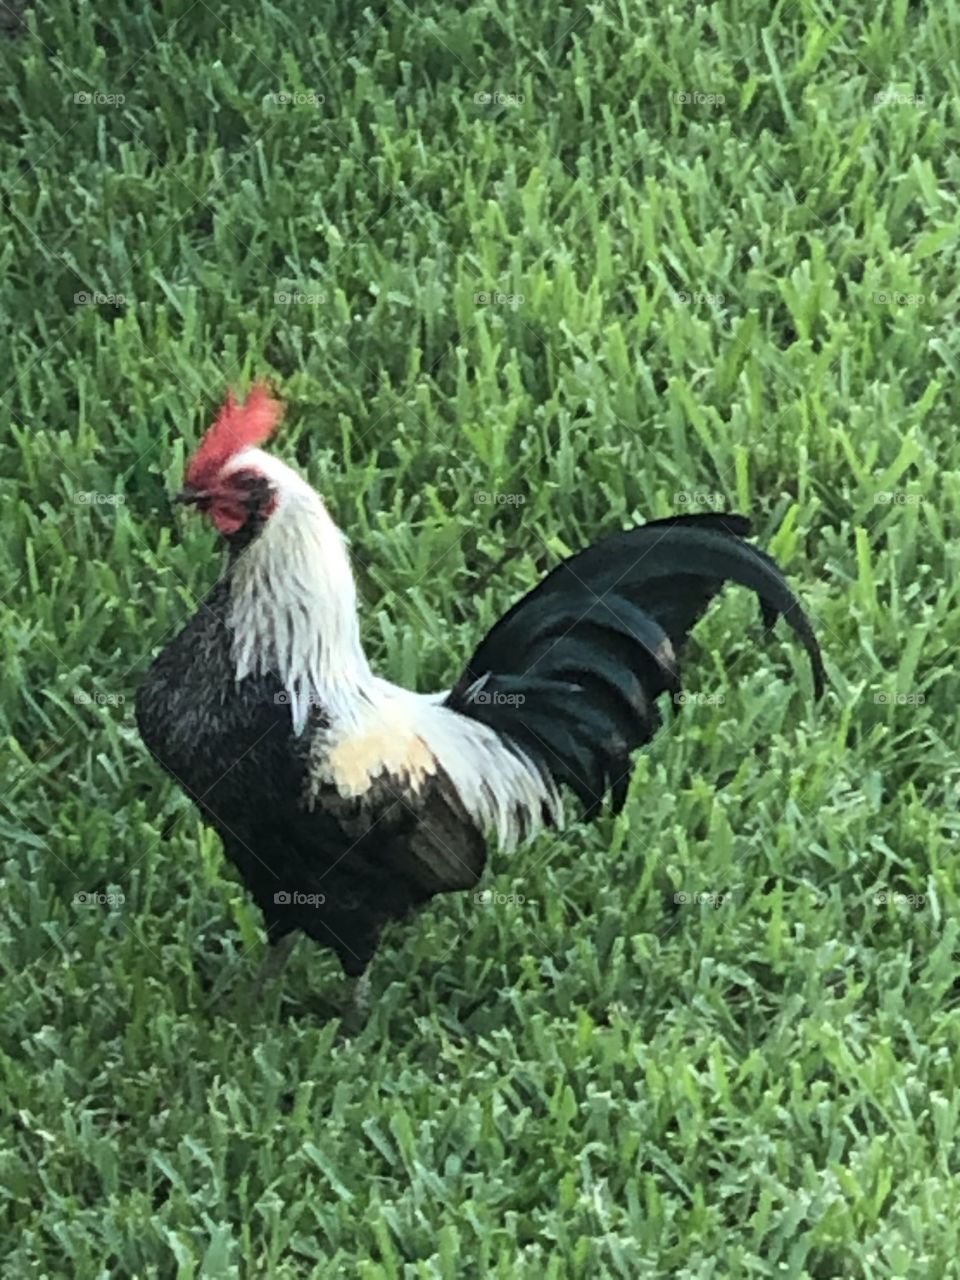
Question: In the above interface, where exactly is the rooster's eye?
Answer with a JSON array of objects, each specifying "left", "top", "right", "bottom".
[{"left": 226, "top": 470, "right": 273, "bottom": 514}]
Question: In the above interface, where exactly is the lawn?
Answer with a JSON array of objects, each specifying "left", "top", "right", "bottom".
[{"left": 2, "top": 0, "right": 960, "bottom": 1275}]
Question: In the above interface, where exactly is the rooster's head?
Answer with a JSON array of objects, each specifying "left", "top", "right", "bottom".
[{"left": 177, "top": 382, "right": 295, "bottom": 539}]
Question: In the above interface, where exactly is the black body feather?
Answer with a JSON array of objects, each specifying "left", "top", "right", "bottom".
[{"left": 135, "top": 579, "right": 481, "bottom": 976}]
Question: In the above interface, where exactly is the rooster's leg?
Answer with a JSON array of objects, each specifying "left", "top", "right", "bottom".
[
  {"left": 342, "top": 966, "right": 372, "bottom": 1032},
  {"left": 251, "top": 931, "right": 300, "bottom": 1000}
]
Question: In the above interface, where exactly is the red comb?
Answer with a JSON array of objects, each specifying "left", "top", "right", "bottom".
[{"left": 185, "top": 382, "right": 284, "bottom": 490}]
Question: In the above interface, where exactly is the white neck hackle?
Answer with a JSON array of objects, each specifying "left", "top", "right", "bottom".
[{"left": 225, "top": 448, "right": 375, "bottom": 733}]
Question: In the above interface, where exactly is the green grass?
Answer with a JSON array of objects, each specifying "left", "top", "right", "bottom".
[{"left": 2, "top": 0, "right": 960, "bottom": 1274}]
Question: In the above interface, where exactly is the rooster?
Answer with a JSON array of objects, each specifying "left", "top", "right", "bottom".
[{"left": 136, "top": 384, "right": 825, "bottom": 1007}]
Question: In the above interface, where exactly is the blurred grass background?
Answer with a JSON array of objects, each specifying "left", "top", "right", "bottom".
[{"left": 2, "top": 0, "right": 960, "bottom": 1275}]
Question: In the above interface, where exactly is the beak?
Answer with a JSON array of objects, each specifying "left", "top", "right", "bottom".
[{"left": 172, "top": 489, "right": 207, "bottom": 505}]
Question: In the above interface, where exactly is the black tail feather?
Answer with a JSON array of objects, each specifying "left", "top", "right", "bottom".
[{"left": 448, "top": 512, "right": 825, "bottom": 819}]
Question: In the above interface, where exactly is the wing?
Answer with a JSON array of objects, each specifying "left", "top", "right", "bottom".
[{"left": 301, "top": 713, "right": 489, "bottom": 896}]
